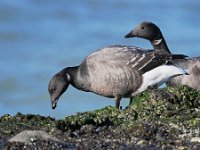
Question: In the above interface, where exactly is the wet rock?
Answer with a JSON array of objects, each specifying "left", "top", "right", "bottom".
[
  {"left": 191, "top": 137, "right": 200, "bottom": 143},
  {"left": 80, "top": 124, "right": 96, "bottom": 134},
  {"left": 8, "top": 130, "right": 62, "bottom": 144}
]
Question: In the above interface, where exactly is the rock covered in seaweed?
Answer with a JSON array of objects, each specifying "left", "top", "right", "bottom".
[{"left": 0, "top": 85, "right": 200, "bottom": 149}]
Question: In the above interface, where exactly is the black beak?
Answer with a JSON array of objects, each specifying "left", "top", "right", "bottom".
[
  {"left": 51, "top": 99, "right": 58, "bottom": 109},
  {"left": 124, "top": 31, "right": 136, "bottom": 38}
]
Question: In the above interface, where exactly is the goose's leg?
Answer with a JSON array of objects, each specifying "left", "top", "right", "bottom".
[{"left": 115, "top": 97, "right": 121, "bottom": 109}]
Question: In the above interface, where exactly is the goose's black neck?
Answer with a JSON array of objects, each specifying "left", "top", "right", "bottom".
[
  {"left": 59, "top": 65, "right": 91, "bottom": 92},
  {"left": 150, "top": 34, "right": 171, "bottom": 53},
  {"left": 59, "top": 66, "right": 79, "bottom": 83}
]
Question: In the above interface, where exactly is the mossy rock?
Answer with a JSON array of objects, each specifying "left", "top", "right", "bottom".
[
  {"left": 55, "top": 85, "right": 200, "bottom": 131},
  {"left": 1, "top": 85, "right": 200, "bottom": 134},
  {"left": 1, "top": 85, "right": 200, "bottom": 149},
  {"left": 129, "top": 85, "right": 200, "bottom": 128}
]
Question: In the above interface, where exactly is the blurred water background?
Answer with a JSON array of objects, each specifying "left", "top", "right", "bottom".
[{"left": 0, "top": 0, "right": 200, "bottom": 119}]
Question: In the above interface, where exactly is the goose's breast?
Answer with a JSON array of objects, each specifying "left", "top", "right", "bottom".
[{"left": 88, "top": 60, "right": 141, "bottom": 98}]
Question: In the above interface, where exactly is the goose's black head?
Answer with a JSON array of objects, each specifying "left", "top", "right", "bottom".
[
  {"left": 48, "top": 72, "right": 70, "bottom": 109},
  {"left": 125, "top": 21, "right": 162, "bottom": 41}
]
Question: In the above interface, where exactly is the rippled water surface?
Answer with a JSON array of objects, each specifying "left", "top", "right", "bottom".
[{"left": 0, "top": 0, "right": 200, "bottom": 118}]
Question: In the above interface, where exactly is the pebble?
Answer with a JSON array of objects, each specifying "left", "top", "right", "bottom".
[{"left": 191, "top": 137, "right": 200, "bottom": 143}]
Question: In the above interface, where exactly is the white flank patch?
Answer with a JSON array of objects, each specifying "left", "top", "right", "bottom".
[{"left": 134, "top": 65, "right": 187, "bottom": 95}]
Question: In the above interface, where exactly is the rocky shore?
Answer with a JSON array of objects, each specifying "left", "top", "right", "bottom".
[{"left": 1, "top": 86, "right": 200, "bottom": 149}]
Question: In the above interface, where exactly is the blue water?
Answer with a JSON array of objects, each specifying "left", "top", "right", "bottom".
[{"left": 0, "top": 0, "right": 200, "bottom": 119}]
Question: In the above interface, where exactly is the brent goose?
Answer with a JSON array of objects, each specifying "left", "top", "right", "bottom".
[
  {"left": 125, "top": 21, "right": 171, "bottom": 53},
  {"left": 48, "top": 45, "right": 187, "bottom": 109},
  {"left": 125, "top": 21, "right": 200, "bottom": 90}
]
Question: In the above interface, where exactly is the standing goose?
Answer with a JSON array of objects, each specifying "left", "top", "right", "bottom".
[
  {"left": 125, "top": 21, "right": 200, "bottom": 90},
  {"left": 48, "top": 45, "right": 187, "bottom": 109}
]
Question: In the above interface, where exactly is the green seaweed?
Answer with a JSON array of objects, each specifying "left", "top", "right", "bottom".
[{"left": 1, "top": 85, "right": 200, "bottom": 148}]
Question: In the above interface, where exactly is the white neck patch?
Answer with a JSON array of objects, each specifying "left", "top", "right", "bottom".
[
  {"left": 153, "top": 39, "right": 162, "bottom": 45},
  {"left": 66, "top": 73, "right": 71, "bottom": 81}
]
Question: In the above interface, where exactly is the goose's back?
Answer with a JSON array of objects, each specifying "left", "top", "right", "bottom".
[
  {"left": 86, "top": 45, "right": 146, "bottom": 63},
  {"left": 86, "top": 45, "right": 163, "bottom": 73}
]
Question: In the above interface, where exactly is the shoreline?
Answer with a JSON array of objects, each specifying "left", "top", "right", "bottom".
[{"left": 1, "top": 86, "right": 200, "bottom": 149}]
